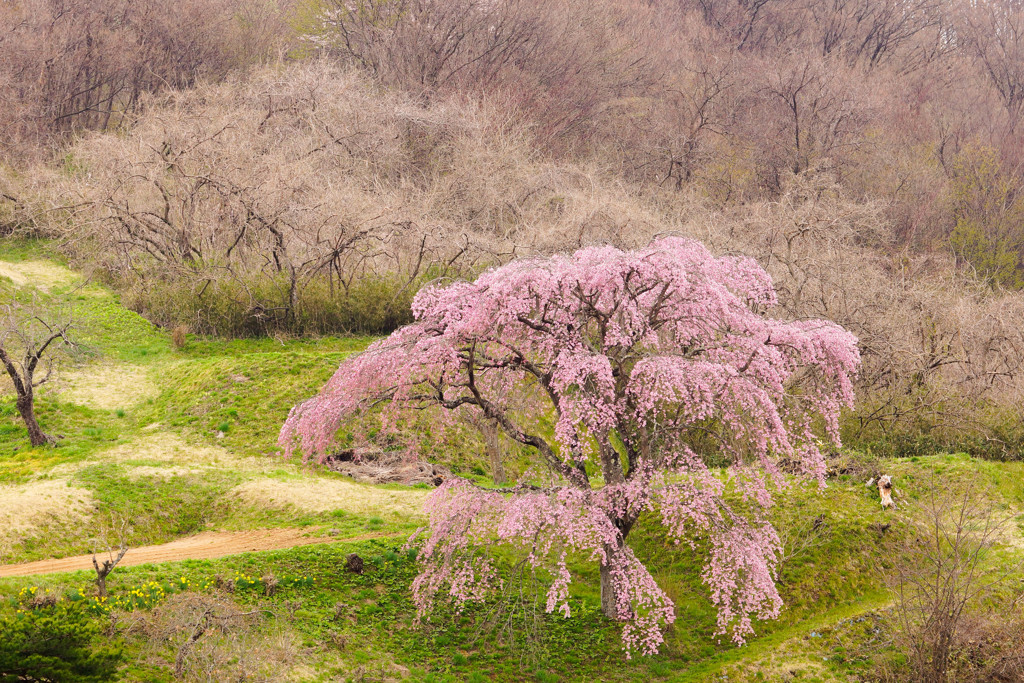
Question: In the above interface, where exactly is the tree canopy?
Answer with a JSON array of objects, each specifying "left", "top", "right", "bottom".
[{"left": 282, "top": 237, "right": 860, "bottom": 655}]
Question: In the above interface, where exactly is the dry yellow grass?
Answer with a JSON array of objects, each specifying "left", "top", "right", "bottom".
[
  {"left": 99, "top": 433, "right": 265, "bottom": 471},
  {"left": 39, "top": 432, "right": 288, "bottom": 479},
  {"left": 58, "top": 362, "right": 158, "bottom": 409},
  {"left": 230, "top": 477, "right": 428, "bottom": 519},
  {"left": 0, "top": 479, "right": 94, "bottom": 554},
  {"left": 0, "top": 259, "right": 77, "bottom": 290},
  {"left": 124, "top": 465, "right": 205, "bottom": 478}
]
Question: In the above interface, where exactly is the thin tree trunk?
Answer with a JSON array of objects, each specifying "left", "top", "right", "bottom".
[
  {"left": 17, "top": 394, "right": 50, "bottom": 447},
  {"left": 483, "top": 421, "right": 506, "bottom": 486}
]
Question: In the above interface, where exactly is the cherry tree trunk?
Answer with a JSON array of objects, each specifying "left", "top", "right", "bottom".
[
  {"left": 600, "top": 539, "right": 633, "bottom": 620},
  {"left": 482, "top": 421, "right": 506, "bottom": 486},
  {"left": 17, "top": 394, "right": 50, "bottom": 447},
  {"left": 600, "top": 561, "right": 619, "bottom": 619}
]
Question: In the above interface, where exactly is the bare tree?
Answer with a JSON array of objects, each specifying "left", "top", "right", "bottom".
[
  {"left": 92, "top": 546, "right": 128, "bottom": 599},
  {"left": 960, "top": 0, "right": 1024, "bottom": 126},
  {"left": 307, "top": 0, "right": 652, "bottom": 145},
  {"left": 0, "top": 296, "right": 75, "bottom": 447},
  {"left": 0, "top": 0, "right": 291, "bottom": 153},
  {"left": 809, "top": 0, "right": 945, "bottom": 70},
  {"left": 760, "top": 56, "right": 869, "bottom": 182}
]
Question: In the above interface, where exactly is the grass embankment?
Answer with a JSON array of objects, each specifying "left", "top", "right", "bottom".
[{"left": 1, "top": 241, "right": 1023, "bottom": 681}]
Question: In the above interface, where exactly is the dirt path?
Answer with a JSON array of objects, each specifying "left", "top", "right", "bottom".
[{"left": 0, "top": 528, "right": 388, "bottom": 578}]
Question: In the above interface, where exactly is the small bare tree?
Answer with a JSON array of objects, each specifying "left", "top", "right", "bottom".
[
  {"left": 92, "top": 545, "right": 129, "bottom": 599},
  {"left": 0, "top": 295, "right": 75, "bottom": 447},
  {"left": 91, "top": 515, "right": 131, "bottom": 598},
  {"left": 889, "top": 476, "right": 1019, "bottom": 683}
]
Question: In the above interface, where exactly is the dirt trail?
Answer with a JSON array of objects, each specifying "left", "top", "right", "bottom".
[{"left": 0, "top": 528, "right": 388, "bottom": 578}]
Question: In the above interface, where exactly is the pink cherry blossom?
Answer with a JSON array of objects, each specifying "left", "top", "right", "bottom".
[{"left": 281, "top": 237, "right": 860, "bottom": 656}]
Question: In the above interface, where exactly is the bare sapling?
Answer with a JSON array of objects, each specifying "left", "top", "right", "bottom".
[
  {"left": 92, "top": 516, "right": 131, "bottom": 597},
  {"left": 92, "top": 545, "right": 128, "bottom": 598}
]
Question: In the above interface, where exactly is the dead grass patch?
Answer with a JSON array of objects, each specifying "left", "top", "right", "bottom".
[
  {"left": 0, "top": 259, "right": 78, "bottom": 290},
  {"left": 125, "top": 465, "right": 205, "bottom": 478},
  {"left": 57, "top": 362, "right": 157, "bottom": 409},
  {"left": 99, "top": 433, "right": 261, "bottom": 470},
  {"left": 39, "top": 432, "right": 289, "bottom": 479},
  {"left": 230, "top": 477, "right": 427, "bottom": 519},
  {"left": 0, "top": 478, "right": 94, "bottom": 554}
]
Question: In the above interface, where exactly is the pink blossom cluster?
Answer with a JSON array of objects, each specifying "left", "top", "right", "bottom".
[{"left": 281, "top": 237, "right": 860, "bottom": 655}]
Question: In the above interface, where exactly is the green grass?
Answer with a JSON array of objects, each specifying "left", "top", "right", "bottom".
[
  {"left": 0, "top": 397, "right": 129, "bottom": 482},
  {"left": 137, "top": 351, "right": 358, "bottom": 456},
  {"left": 2, "top": 460, "right": 993, "bottom": 681},
  {"left": 0, "top": 487, "right": 943, "bottom": 683},
  {"left": 0, "top": 236, "right": 59, "bottom": 262}
]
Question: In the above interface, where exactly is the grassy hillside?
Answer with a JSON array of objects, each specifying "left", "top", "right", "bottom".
[{"left": 1, "top": 243, "right": 1023, "bottom": 682}]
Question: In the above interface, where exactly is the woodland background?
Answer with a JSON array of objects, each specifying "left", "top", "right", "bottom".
[{"left": 4, "top": 0, "right": 1024, "bottom": 459}]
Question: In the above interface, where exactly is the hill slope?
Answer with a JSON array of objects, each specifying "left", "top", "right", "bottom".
[{"left": 0, "top": 243, "right": 1022, "bottom": 682}]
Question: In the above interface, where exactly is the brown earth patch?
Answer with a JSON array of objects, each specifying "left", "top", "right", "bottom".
[{"left": 0, "top": 528, "right": 395, "bottom": 578}]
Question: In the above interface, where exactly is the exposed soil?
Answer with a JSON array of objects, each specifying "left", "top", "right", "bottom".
[{"left": 0, "top": 528, "right": 389, "bottom": 578}]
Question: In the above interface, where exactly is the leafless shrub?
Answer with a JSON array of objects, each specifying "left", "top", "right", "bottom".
[
  {"left": 170, "top": 325, "right": 190, "bottom": 350},
  {"left": 123, "top": 592, "right": 298, "bottom": 682},
  {"left": 689, "top": 171, "right": 1024, "bottom": 455},
  {"left": 885, "top": 476, "right": 1021, "bottom": 683},
  {"left": 60, "top": 63, "right": 480, "bottom": 334},
  {"left": 53, "top": 61, "right": 684, "bottom": 334},
  {"left": 25, "top": 591, "right": 59, "bottom": 610}
]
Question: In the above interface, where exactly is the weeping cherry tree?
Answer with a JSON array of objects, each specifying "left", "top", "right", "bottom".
[{"left": 280, "top": 237, "right": 860, "bottom": 656}]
